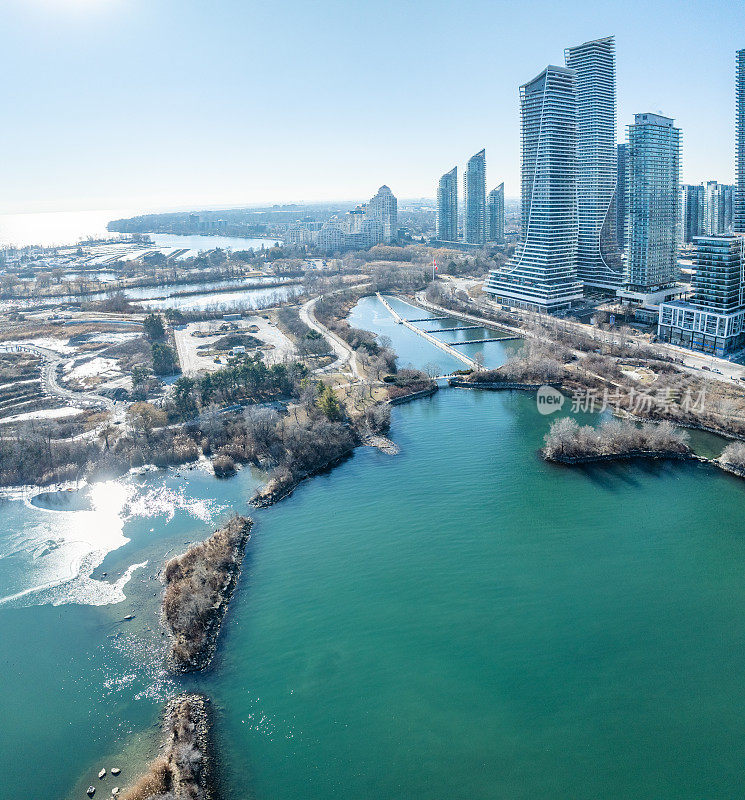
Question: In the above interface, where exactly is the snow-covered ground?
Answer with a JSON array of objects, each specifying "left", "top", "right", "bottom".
[
  {"left": 0, "top": 407, "right": 81, "bottom": 425},
  {"left": 64, "top": 356, "right": 120, "bottom": 383},
  {"left": 86, "top": 332, "right": 140, "bottom": 345},
  {"left": 16, "top": 337, "right": 74, "bottom": 354}
]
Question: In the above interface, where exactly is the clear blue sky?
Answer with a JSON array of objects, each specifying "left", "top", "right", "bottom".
[{"left": 3, "top": 0, "right": 744, "bottom": 213}]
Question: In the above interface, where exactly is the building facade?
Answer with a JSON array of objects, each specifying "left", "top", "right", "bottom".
[
  {"left": 315, "top": 186, "right": 397, "bottom": 252},
  {"left": 464, "top": 149, "right": 486, "bottom": 244},
  {"left": 623, "top": 113, "right": 681, "bottom": 296},
  {"left": 487, "top": 183, "right": 505, "bottom": 243},
  {"left": 680, "top": 184, "right": 704, "bottom": 244},
  {"left": 736, "top": 49, "right": 745, "bottom": 233},
  {"left": 704, "top": 182, "right": 735, "bottom": 235},
  {"left": 616, "top": 143, "right": 628, "bottom": 252},
  {"left": 485, "top": 65, "right": 583, "bottom": 311},
  {"left": 681, "top": 182, "right": 733, "bottom": 244},
  {"left": 658, "top": 235, "right": 745, "bottom": 355},
  {"left": 366, "top": 185, "right": 398, "bottom": 243},
  {"left": 436, "top": 167, "right": 458, "bottom": 242},
  {"left": 565, "top": 35, "right": 622, "bottom": 289}
]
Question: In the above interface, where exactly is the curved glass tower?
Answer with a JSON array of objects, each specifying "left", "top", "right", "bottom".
[
  {"left": 565, "top": 35, "right": 622, "bottom": 290},
  {"left": 485, "top": 65, "right": 582, "bottom": 311}
]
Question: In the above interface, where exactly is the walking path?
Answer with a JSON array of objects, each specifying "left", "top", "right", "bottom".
[
  {"left": 300, "top": 295, "right": 360, "bottom": 378},
  {"left": 436, "top": 279, "right": 745, "bottom": 386}
]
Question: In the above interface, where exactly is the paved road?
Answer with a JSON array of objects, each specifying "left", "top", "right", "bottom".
[
  {"left": 300, "top": 295, "right": 360, "bottom": 378},
  {"left": 0, "top": 342, "right": 116, "bottom": 412},
  {"left": 435, "top": 279, "right": 745, "bottom": 386}
]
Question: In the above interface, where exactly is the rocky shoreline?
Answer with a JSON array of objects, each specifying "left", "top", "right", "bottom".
[
  {"left": 118, "top": 694, "right": 216, "bottom": 800},
  {"left": 543, "top": 449, "right": 702, "bottom": 465},
  {"left": 388, "top": 385, "right": 438, "bottom": 404},
  {"left": 250, "top": 449, "right": 356, "bottom": 508},
  {"left": 541, "top": 442, "right": 745, "bottom": 485},
  {"left": 448, "top": 378, "right": 561, "bottom": 391},
  {"left": 163, "top": 516, "right": 253, "bottom": 673}
]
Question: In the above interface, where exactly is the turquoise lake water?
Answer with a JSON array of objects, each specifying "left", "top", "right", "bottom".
[{"left": 1, "top": 296, "right": 745, "bottom": 799}]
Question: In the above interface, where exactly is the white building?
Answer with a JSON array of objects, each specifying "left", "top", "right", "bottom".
[
  {"left": 366, "top": 185, "right": 398, "bottom": 243},
  {"left": 484, "top": 65, "right": 583, "bottom": 311},
  {"left": 565, "top": 35, "right": 623, "bottom": 290}
]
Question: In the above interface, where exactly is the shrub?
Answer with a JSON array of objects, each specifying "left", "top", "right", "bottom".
[
  {"left": 212, "top": 453, "right": 236, "bottom": 478},
  {"left": 719, "top": 441, "right": 745, "bottom": 472},
  {"left": 163, "top": 516, "right": 252, "bottom": 670}
]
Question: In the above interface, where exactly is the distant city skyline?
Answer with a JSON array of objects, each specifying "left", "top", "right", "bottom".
[{"left": 3, "top": 1, "right": 745, "bottom": 214}]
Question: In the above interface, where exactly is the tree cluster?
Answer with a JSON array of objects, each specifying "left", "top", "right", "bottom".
[{"left": 543, "top": 417, "right": 690, "bottom": 462}]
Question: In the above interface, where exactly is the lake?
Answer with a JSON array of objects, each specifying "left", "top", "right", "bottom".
[{"left": 1, "top": 297, "right": 745, "bottom": 800}]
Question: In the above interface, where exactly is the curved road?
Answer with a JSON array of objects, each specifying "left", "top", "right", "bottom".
[
  {"left": 0, "top": 343, "right": 116, "bottom": 412},
  {"left": 300, "top": 295, "right": 360, "bottom": 378}
]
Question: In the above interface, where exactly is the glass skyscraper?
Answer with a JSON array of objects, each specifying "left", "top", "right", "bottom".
[
  {"left": 436, "top": 167, "right": 458, "bottom": 242},
  {"left": 485, "top": 65, "right": 583, "bottom": 311},
  {"left": 487, "top": 183, "right": 505, "bottom": 243},
  {"left": 680, "top": 184, "right": 705, "bottom": 244},
  {"left": 624, "top": 113, "right": 681, "bottom": 294},
  {"left": 616, "top": 143, "right": 628, "bottom": 253},
  {"left": 464, "top": 150, "right": 486, "bottom": 244},
  {"left": 735, "top": 49, "right": 745, "bottom": 233},
  {"left": 565, "top": 35, "right": 622, "bottom": 289}
]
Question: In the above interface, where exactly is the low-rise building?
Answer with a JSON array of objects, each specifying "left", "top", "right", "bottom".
[{"left": 658, "top": 235, "right": 745, "bottom": 356}]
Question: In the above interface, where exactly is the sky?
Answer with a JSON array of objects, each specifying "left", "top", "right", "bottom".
[{"left": 3, "top": 0, "right": 745, "bottom": 214}]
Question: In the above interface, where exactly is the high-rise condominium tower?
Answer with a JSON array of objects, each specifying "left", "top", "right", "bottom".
[
  {"left": 704, "top": 181, "right": 721, "bottom": 235},
  {"left": 624, "top": 113, "right": 680, "bottom": 295},
  {"left": 436, "top": 167, "right": 458, "bottom": 242},
  {"left": 616, "top": 143, "right": 628, "bottom": 252},
  {"left": 736, "top": 49, "right": 745, "bottom": 233},
  {"left": 680, "top": 184, "right": 705, "bottom": 244},
  {"left": 565, "top": 35, "right": 622, "bottom": 289},
  {"left": 464, "top": 149, "right": 486, "bottom": 244},
  {"left": 710, "top": 183, "right": 735, "bottom": 233},
  {"left": 366, "top": 185, "right": 398, "bottom": 243},
  {"left": 487, "top": 183, "right": 505, "bottom": 243},
  {"left": 484, "top": 65, "right": 583, "bottom": 311}
]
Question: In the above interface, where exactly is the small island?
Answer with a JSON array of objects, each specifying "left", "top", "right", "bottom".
[
  {"left": 119, "top": 694, "right": 215, "bottom": 800},
  {"left": 163, "top": 516, "right": 253, "bottom": 672},
  {"left": 542, "top": 417, "right": 693, "bottom": 464}
]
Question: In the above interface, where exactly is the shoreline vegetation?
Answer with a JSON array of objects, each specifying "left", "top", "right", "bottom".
[
  {"left": 118, "top": 694, "right": 216, "bottom": 800},
  {"left": 425, "top": 290, "right": 745, "bottom": 442},
  {"left": 539, "top": 416, "right": 745, "bottom": 486},
  {"left": 163, "top": 516, "right": 252, "bottom": 673},
  {"left": 47, "top": 281, "right": 745, "bottom": 798},
  {"left": 541, "top": 417, "right": 694, "bottom": 463},
  {"left": 248, "top": 401, "right": 392, "bottom": 507}
]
